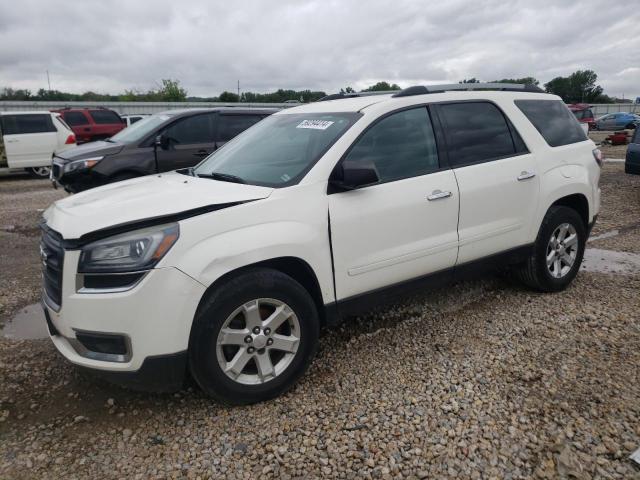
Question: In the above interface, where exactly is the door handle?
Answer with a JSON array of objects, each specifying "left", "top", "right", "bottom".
[
  {"left": 5, "top": 139, "right": 18, "bottom": 143},
  {"left": 83, "top": 127, "right": 91, "bottom": 132},
  {"left": 427, "top": 189, "right": 452, "bottom": 201},
  {"left": 517, "top": 171, "right": 536, "bottom": 181},
  {"left": 193, "top": 150, "right": 209, "bottom": 157}
]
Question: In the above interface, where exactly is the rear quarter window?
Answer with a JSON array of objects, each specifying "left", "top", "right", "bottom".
[
  {"left": 515, "top": 100, "right": 587, "bottom": 147},
  {"left": 89, "top": 110, "right": 122, "bottom": 124},
  {"left": 1, "top": 114, "right": 56, "bottom": 135},
  {"left": 63, "top": 111, "right": 89, "bottom": 126}
]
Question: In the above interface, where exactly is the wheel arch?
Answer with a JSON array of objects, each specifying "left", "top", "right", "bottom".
[
  {"left": 549, "top": 193, "right": 590, "bottom": 229},
  {"left": 193, "top": 256, "right": 328, "bottom": 327}
]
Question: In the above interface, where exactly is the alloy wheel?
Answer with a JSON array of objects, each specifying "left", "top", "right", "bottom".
[
  {"left": 216, "top": 298, "right": 301, "bottom": 385},
  {"left": 546, "top": 223, "right": 578, "bottom": 278}
]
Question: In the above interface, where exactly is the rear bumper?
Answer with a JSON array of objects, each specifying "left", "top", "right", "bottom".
[{"left": 625, "top": 161, "right": 640, "bottom": 175}]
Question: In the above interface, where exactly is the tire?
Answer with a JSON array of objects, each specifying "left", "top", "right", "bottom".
[
  {"left": 514, "top": 206, "right": 586, "bottom": 292},
  {"left": 189, "top": 268, "right": 320, "bottom": 405},
  {"left": 27, "top": 166, "right": 51, "bottom": 178}
]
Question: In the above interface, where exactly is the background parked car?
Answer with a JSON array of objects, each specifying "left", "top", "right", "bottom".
[
  {"left": 594, "top": 112, "right": 640, "bottom": 131},
  {"left": 0, "top": 111, "right": 76, "bottom": 177},
  {"left": 568, "top": 103, "right": 595, "bottom": 130},
  {"left": 121, "top": 114, "right": 150, "bottom": 127},
  {"left": 626, "top": 127, "right": 640, "bottom": 175},
  {"left": 52, "top": 107, "right": 277, "bottom": 192},
  {"left": 52, "top": 107, "right": 125, "bottom": 143}
]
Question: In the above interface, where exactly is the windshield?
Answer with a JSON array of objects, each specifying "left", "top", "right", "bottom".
[
  {"left": 194, "top": 112, "right": 361, "bottom": 187},
  {"left": 109, "top": 113, "right": 174, "bottom": 144}
]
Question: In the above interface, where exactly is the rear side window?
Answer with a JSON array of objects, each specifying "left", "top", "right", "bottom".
[
  {"left": 130, "top": 116, "right": 142, "bottom": 124},
  {"left": 439, "top": 102, "right": 525, "bottom": 167},
  {"left": 63, "top": 111, "right": 89, "bottom": 126},
  {"left": 1, "top": 114, "right": 56, "bottom": 135},
  {"left": 165, "top": 113, "right": 214, "bottom": 144},
  {"left": 344, "top": 107, "right": 439, "bottom": 183},
  {"left": 515, "top": 100, "right": 587, "bottom": 147},
  {"left": 218, "top": 115, "right": 265, "bottom": 142},
  {"left": 89, "top": 110, "right": 121, "bottom": 124}
]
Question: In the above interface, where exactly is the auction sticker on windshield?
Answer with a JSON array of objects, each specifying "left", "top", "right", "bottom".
[{"left": 296, "top": 120, "right": 334, "bottom": 130}]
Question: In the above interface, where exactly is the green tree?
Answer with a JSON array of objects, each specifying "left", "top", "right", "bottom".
[
  {"left": 459, "top": 78, "right": 480, "bottom": 84},
  {"left": 362, "top": 81, "right": 401, "bottom": 92},
  {"left": 158, "top": 79, "right": 187, "bottom": 102},
  {"left": 340, "top": 86, "right": 355, "bottom": 93},
  {"left": 218, "top": 91, "right": 239, "bottom": 102},
  {"left": 491, "top": 77, "right": 539, "bottom": 86},
  {"left": 544, "top": 70, "right": 608, "bottom": 103}
]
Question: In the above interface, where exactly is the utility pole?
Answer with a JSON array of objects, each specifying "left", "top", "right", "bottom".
[
  {"left": 237, "top": 80, "right": 240, "bottom": 99},
  {"left": 46, "top": 70, "right": 51, "bottom": 91}
]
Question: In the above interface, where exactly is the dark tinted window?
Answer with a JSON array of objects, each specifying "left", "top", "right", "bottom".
[
  {"left": 165, "top": 113, "right": 214, "bottom": 144},
  {"left": 344, "top": 107, "right": 439, "bottom": 183},
  {"left": 218, "top": 114, "right": 265, "bottom": 141},
  {"left": 130, "top": 116, "right": 143, "bottom": 124},
  {"left": 1, "top": 114, "right": 56, "bottom": 135},
  {"left": 63, "top": 111, "right": 89, "bottom": 126},
  {"left": 89, "top": 110, "right": 121, "bottom": 124},
  {"left": 515, "top": 100, "right": 587, "bottom": 147},
  {"left": 440, "top": 102, "right": 521, "bottom": 166},
  {"left": 585, "top": 109, "right": 593, "bottom": 118}
]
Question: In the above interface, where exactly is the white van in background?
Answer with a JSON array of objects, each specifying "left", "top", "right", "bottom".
[{"left": 0, "top": 111, "right": 76, "bottom": 178}]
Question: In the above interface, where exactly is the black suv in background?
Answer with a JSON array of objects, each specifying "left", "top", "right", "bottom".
[{"left": 51, "top": 108, "right": 277, "bottom": 192}]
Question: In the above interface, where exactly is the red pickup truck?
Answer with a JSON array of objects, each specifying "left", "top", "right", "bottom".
[{"left": 53, "top": 107, "right": 125, "bottom": 143}]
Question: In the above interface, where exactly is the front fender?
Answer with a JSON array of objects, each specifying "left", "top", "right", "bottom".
[{"left": 175, "top": 220, "right": 335, "bottom": 304}]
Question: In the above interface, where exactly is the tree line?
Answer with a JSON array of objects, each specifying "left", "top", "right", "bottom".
[{"left": 0, "top": 70, "right": 628, "bottom": 104}]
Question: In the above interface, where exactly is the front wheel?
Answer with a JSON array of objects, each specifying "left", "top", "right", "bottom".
[
  {"left": 27, "top": 166, "right": 51, "bottom": 178},
  {"left": 189, "top": 269, "right": 319, "bottom": 405},
  {"left": 514, "top": 206, "right": 586, "bottom": 292}
]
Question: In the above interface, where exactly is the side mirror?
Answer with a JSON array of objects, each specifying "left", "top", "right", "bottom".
[
  {"left": 329, "top": 158, "right": 379, "bottom": 192},
  {"left": 155, "top": 133, "right": 170, "bottom": 150}
]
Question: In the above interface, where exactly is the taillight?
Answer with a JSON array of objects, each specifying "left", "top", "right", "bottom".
[
  {"left": 65, "top": 134, "right": 76, "bottom": 145},
  {"left": 592, "top": 148, "right": 603, "bottom": 167}
]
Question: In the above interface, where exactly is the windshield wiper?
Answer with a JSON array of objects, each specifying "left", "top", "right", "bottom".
[{"left": 196, "top": 172, "right": 246, "bottom": 184}]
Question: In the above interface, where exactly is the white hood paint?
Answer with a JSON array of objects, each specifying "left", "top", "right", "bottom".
[{"left": 43, "top": 172, "right": 273, "bottom": 239}]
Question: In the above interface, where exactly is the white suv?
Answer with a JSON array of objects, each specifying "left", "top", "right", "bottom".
[
  {"left": 41, "top": 84, "right": 601, "bottom": 404},
  {"left": 1, "top": 111, "right": 76, "bottom": 177}
]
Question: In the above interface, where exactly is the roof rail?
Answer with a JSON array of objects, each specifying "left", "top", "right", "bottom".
[
  {"left": 392, "top": 83, "right": 544, "bottom": 97},
  {"left": 317, "top": 90, "right": 398, "bottom": 102}
]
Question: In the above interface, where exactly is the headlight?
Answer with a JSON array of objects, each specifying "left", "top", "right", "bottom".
[
  {"left": 63, "top": 156, "right": 104, "bottom": 174},
  {"left": 78, "top": 223, "right": 179, "bottom": 273}
]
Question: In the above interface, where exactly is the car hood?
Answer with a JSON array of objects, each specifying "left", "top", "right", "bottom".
[
  {"left": 54, "top": 140, "right": 125, "bottom": 161},
  {"left": 43, "top": 172, "right": 274, "bottom": 240}
]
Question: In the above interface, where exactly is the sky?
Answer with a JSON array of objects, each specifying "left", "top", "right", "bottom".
[{"left": 0, "top": 0, "right": 639, "bottom": 100}]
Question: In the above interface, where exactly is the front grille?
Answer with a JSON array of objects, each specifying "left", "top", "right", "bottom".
[
  {"left": 41, "top": 225, "right": 65, "bottom": 309},
  {"left": 51, "top": 157, "right": 64, "bottom": 179}
]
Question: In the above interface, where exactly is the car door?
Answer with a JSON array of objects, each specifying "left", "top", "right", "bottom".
[
  {"left": 1, "top": 114, "right": 58, "bottom": 168},
  {"left": 156, "top": 112, "right": 217, "bottom": 171},
  {"left": 216, "top": 113, "right": 267, "bottom": 148},
  {"left": 435, "top": 101, "right": 539, "bottom": 265},
  {"left": 329, "top": 106, "right": 459, "bottom": 301}
]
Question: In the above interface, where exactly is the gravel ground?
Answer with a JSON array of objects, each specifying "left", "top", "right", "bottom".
[{"left": 1, "top": 166, "right": 640, "bottom": 479}]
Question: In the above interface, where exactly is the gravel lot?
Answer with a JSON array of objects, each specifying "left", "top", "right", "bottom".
[{"left": 1, "top": 162, "right": 639, "bottom": 479}]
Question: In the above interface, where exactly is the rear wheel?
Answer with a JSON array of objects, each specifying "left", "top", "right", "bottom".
[
  {"left": 27, "top": 166, "right": 51, "bottom": 178},
  {"left": 514, "top": 206, "right": 586, "bottom": 292},
  {"left": 189, "top": 269, "right": 319, "bottom": 405}
]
